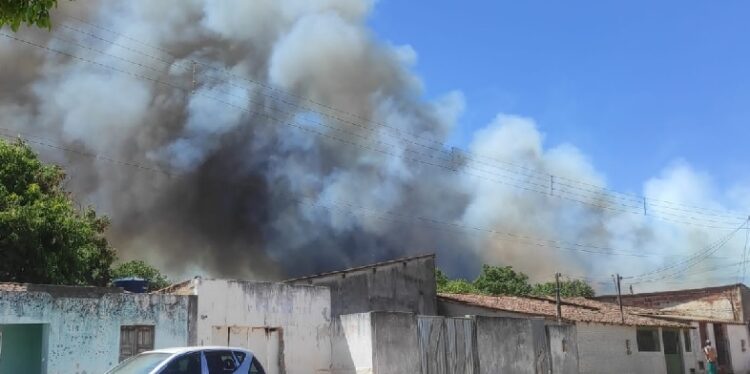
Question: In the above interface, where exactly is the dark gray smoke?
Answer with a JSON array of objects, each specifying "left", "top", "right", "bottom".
[{"left": 0, "top": 0, "right": 747, "bottom": 290}]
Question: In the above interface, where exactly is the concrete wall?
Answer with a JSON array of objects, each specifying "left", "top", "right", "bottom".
[
  {"left": 547, "top": 324, "right": 579, "bottom": 374},
  {"left": 417, "top": 316, "right": 479, "bottom": 374},
  {"left": 682, "top": 325, "right": 703, "bottom": 374},
  {"left": 474, "top": 316, "right": 551, "bottom": 374},
  {"left": 727, "top": 323, "right": 750, "bottom": 374},
  {"left": 371, "top": 312, "right": 421, "bottom": 374},
  {"left": 576, "top": 323, "right": 667, "bottom": 374},
  {"left": 0, "top": 286, "right": 194, "bottom": 374},
  {"left": 331, "top": 312, "right": 421, "bottom": 374},
  {"left": 331, "top": 313, "right": 374, "bottom": 374},
  {"left": 289, "top": 255, "right": 437, "bottom": 317},
  {"left": 193, "top": 279, "right": 332, "bottom": 374}
]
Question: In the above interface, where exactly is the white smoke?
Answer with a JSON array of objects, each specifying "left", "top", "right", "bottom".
[{"left": 0, "top": 0, "right": 747, "bottom": 292}]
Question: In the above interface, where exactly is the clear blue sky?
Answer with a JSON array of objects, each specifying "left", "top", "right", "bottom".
[{"left": 369, "top": 1, "right": 750, "bottom": 194}]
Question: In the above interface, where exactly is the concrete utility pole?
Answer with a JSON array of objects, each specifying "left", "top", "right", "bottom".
[
  {"left": 191, "top": 60, "right": 197, "bottom": 93},
  {"left": 613, "top": 274, "right": 625, "bottom": 324},
  {"left": 555, "top": 272, "right": 562, "bottom": 324}
]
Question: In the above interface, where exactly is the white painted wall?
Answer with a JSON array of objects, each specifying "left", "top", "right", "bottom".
[
  {"left": 331, "top": 313, "right": 373, "bottom": 374},
  {"left": 727, "top": 324, "right": 750, "bottom": 373},
  {"left": 193, "top": 279, "right": 332, "bottom": 374},
  {"left": 0, "top": 289, "right": 191, "bottom": 374},
  {"left": 576, "top": 323, "right": 667, "bottom": 374},
  {"left": 682, "top": 326, "right": 703, "bottom": 373}
]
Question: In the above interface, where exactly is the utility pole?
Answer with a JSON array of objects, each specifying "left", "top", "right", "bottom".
[
  {"left": 613, "top": 274, "right": 625, "bottom": 324},
  {"left": 550, "top": 175, "right": 555, "bottom": 196},
  {"left": 555, "top": 272, "right": 562, "bottom": 324},
  {"left": 191, "top": 60, "right": 197, "bottom": 93}
]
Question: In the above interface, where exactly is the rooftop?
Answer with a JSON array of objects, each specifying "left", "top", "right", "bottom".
[
  {"left": 439, "top": 293, "right": 691, "bottom": 328},
  {"left": 596, "top": 283, "right": 748, "bottom": 300},
  {"left": 285, "top": 253, "right": 435, "bottom": 282},
  {"left": 0, "top": 282, "right": 124, "bottom": 297}
]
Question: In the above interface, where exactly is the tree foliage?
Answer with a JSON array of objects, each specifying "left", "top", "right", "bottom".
[
  {"left": 0, "top": 0, "right": 58, "bottom": 31},
  {"left": 0, "top": 139, "right": 115, "bottom": 285},
  {"left": 532, "top": 279, "right": 595, "bottom": 298},
  {"left": 473, "top": 264, "right": 533, "bottom": 296},
  {"left": 111, "top": 260, "right": 170, "bottom": 291},
  {"left": 436, "top": 265, "right": 595, "bottom": 298}
]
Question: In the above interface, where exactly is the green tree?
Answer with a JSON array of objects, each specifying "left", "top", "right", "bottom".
[
  {"left": 436, "top": 268, "right": 448, "bottom": 289},
  {"left": 440, "top": 279, "right": 479, "bottom": 294},
  {"left": 111, "top": 260, "right": 170, "bottom": 291},
  {"left": 473, "top": 264, "right": 533, "bottom": 296},
  {"left": 0, "top": 0, "right": 58, "bottom": 31},
  {"left": 0, "top": 139, "right": 115, "bottom": 285},
  {"left": 532, "top": 279, "right": 595, "bottom": 298}
]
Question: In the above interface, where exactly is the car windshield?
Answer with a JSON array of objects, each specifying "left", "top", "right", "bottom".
[{"left": 106, "top": 352, "right": 172, "bottom": 374}]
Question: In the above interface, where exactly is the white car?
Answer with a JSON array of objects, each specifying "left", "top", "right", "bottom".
[{"left": 105, "top": 346, "right": 266, "bottom": 374}]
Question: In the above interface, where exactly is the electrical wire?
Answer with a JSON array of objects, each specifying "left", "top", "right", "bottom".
[{"left": 49, "top": 14, "right": 750, "bottom": 223}]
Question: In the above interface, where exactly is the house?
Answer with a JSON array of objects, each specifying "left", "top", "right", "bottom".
[
  {"left": 597, "top": 283, "right": 750, "bottom": 373},
  {"left": 285, "top": 253, "right": 438, "bottom": 316},
  {"left": 439, "top": 293, "right": 701, "bottom": 374},
  {"left": 289, "top": 254, "right": 578, "bottom": 374},
  {"left": 158, "top": 278, "right": 332, "bottom": 374},
  {"left": 0, "top": 282, "right": 195, "bottom": 374}
]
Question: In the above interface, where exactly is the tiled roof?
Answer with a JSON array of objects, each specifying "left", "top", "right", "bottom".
[
  {"left": 439, "top": 293, "right": 690, "bottom": 328},
  {"left": 155, "top": 279, "right": 195, "bottom": 295}
]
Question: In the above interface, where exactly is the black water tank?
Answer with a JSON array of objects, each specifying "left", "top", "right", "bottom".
[{"left": 113, "top": 277, "right": 149, "bottom": 293}]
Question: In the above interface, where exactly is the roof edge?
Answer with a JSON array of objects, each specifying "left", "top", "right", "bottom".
[{"left": 284, "top": 253, "right": 435, "bottom": 282}]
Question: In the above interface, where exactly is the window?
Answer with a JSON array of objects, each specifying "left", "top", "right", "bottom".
[
  {"left": 249, "top": 358, "right": 266, "bottom": 374},
  {"left": 233, "top": 351, "right": 246, "bottom": 364},
  {"left": 636, "top": 328, "right": 661, "bottom": 352},
  {"left": 205, "top": 350, "right": 237, "bottom": 373},
  {"left": 684, "top": 330, "right": 692, "bottom": 352},
  {"left": 107, "top": 352, "right": 171, "bottom": 374},
  {"left": 119, "top": 325, "right": 155, "bottom": 361},
  {"left": 161, "top": 352, "right": 202, "bottom": 374}
]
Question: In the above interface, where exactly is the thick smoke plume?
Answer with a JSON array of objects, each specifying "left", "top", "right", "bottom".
[{"left": 1, "top": 0, "right": 748, "bottom": 291}]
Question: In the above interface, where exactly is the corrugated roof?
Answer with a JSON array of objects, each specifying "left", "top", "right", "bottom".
[
  {"left": 439, "top": 293, "right": 690, "bottom": 328},
  {"left": 285, "top": 253, "right": 435, "bottom": 282}
]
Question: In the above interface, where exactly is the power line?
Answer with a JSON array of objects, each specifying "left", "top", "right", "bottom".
[
  {"left": 51, "top": 14, "right": 750, "bottom": 223},
  {"left": 2, "top": 30, "right": 747, "bottom": 231},
  {"left": 0, "top": 130, "right": 730, "bottom": 264}
]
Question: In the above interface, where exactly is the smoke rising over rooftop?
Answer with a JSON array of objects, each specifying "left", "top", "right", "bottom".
[{"left": 1, "top": 0, "right": 748, "bottom": 290}]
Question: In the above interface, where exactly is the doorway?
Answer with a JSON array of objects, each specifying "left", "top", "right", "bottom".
[
  {"left": 0, "top": 324, "right": 45, "bottom": 374},
  {"left": 662, "top": 329, "right": 684, "bottom": 374},
  {"left": 713, "top": 323, "right": 732, "bottom": 373}
]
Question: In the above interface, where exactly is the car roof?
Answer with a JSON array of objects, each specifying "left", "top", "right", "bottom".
[{"left": 147, "top": 346, "right": 254, "bottom": 355}]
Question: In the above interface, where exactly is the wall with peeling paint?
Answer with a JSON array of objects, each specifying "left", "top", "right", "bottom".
[
  {"left": 287, "top": 255, "right": 438, "bottom": 317},
  {"left": 0, "top": 285, "right": 194, "bottom": 374},
  {"left": 726, "top": 323, "right": 750, "bottom": 374},
  {"left": 576, "top": 324, "right": 667, "bottom": 374},
  {"left": 191, "top": 279, "right": 332, "bottom": 374}
]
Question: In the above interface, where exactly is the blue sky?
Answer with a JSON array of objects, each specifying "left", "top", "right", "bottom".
[{"left": 369, "top": 1, "right": 750, "bottom": 194}]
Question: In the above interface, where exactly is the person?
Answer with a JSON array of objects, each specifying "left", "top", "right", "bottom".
[{"left": 704, "top": 340, "right": 717, "bottom": 374}]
